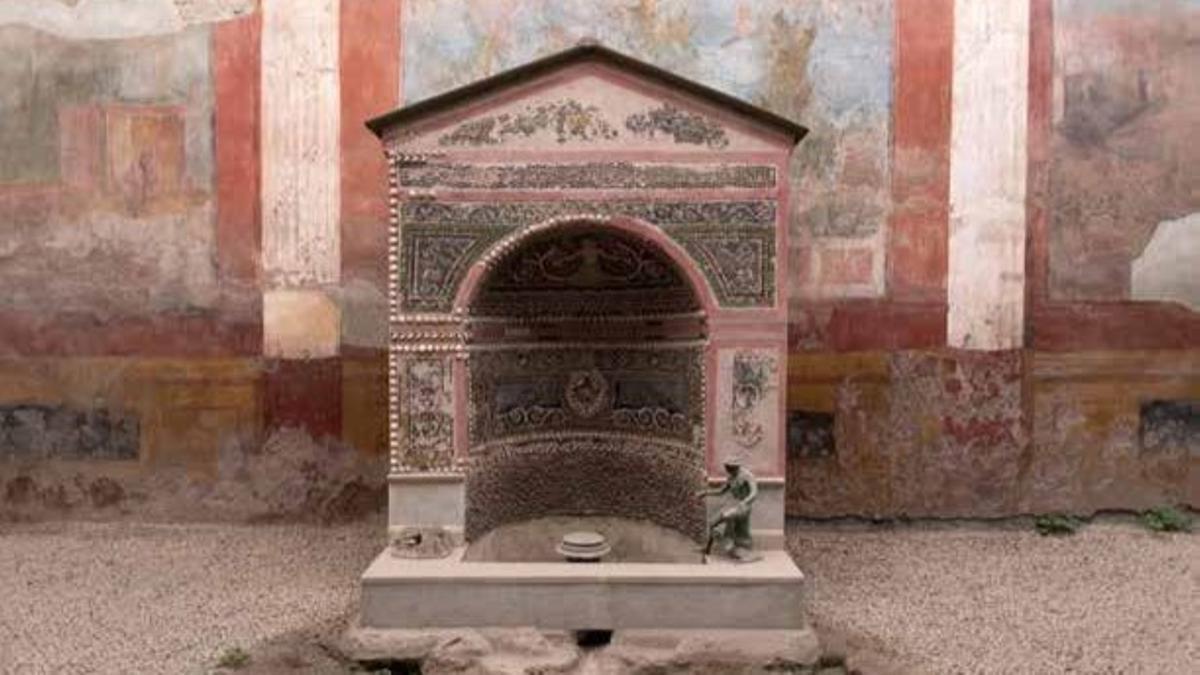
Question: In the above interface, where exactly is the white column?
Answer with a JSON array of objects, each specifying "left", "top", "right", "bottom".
[
  {"left": 261, "top": 0, "right": 341, "bottom": 357},
  {"left": 947, "top": 0, "right": 1030, "bottom": 350}
]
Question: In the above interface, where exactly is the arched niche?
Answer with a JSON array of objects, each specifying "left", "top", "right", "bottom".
[{"left": 458, "top": 219, "right": 709, "bottom": 543}]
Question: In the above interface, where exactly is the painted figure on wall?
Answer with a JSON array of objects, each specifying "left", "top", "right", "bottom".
[
  {"left": 698, "top": 456, "right": 760, "bottom": 562},
  {"left": 731, "top": 351, "right": 776, "bottom": 449}
]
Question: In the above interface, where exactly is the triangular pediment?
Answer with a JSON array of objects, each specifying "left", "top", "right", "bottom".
[{"left": 367, "top": 43, "right": 806, "bottom": 153}]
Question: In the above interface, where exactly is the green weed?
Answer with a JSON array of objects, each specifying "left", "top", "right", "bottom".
[
  {"left": 216, "top": 646, "right": 251, "bottom": 669},
  {"left": 1141, "top": 506, "right": 1193, "bottom": 533},
  {"left": 1034, "top": 514, "right": 1082, "bottom": 536}
]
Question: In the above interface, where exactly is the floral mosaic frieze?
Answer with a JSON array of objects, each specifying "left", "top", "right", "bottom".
[
  {"left": 396, "top": 162, "right": 776, "bottom": 190},
  {"left": 394, "top": 356, "right": 456, "bottom": 472},
  {"left": 398, "top": 200, "right": 778, "bottom": 311},
  {"left": 468, "top": 347, "right": 704, "bottom": 446},
  {"left": 470, "top": 226, "right": 700, "bottom": 317},
  {"left": 400, "top": 200, "right": 775, "bottom": 228},
  {"left": 624, "top": 103, "right": 730, "bottom": 148},
  {"left": 438, "top": 99, "right": 619, "bottom": 146},
  {"left": 433, "top": 98, "right": 731, "bottom": 150}
]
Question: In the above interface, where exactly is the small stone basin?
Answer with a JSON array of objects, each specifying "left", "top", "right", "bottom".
[
  {"left": 556, "top": 530, "right": 611, "bottom": 562},
  {"left": 463, "top": 516, "right": 702, "bottom": 563}
]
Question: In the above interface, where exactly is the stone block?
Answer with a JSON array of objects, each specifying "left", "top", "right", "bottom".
[
  {"left": 388, "top": 474, "right": 466, "bottom": 538},
  {"left": 339, "top": 625, "right": 821, "bottom": 673}
]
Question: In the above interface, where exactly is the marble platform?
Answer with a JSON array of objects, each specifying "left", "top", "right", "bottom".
[{"left": 360, "top": 547, "right": 805, "bottom": 631}]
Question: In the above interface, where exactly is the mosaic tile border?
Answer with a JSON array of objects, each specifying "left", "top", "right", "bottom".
[
  {"left": 401, "top": 200, "right": 775, "bottom": 228},
  {"left": 397, "top": 200, "right": 778, "bottom": 311},
  {"left": 397, "top": 162, "right": 776, "bottom": 190}
]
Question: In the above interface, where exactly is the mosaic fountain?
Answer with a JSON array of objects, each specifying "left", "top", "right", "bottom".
[{"left": 356, "top": 43, "right": 809, "bottom": 646}]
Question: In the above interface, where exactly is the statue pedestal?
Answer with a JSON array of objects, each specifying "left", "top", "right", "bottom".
[{"left": 359, "top": 547, "right": 805, "bottom": 630}]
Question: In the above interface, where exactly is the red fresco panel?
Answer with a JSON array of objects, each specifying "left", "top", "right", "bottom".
[
  {"left": 790, "top": 301, "right": 946, "bottom": 352},
  {"left": 1025, "top": 0, "right": 1053, "bottom": 310},
  {"left": 264, "top": 358, "right": 343, "bottom": 439},
  {"left": 0, "top": 310, "right": 260, "bottom": 357},
  {"left": 887, "top": 0, "right": 953, "bottom": 302},
  {"left": 340, "top": 0, "right": 402, "bottom": 286},
  {"left": 213, "top": 13, "right": 262, "bottom": 284}
]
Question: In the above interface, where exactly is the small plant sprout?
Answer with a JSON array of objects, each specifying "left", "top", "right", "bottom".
[
  {"left": 1141, "top": 506, "right": 1193, "bottom": 533},
  {"left": 217, "top": 646, "right": 251, "bottom": 669},
  {"left": 1034, "top": 514, "right": 1083, "bottom": 536}
]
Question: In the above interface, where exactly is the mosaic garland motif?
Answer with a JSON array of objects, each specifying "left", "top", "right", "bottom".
[
  {"left": 433, "top": 98, "right": 730, "bottom": 151},
  {"left": 464, "top": 434, "right": 706, "bottom": 542},
  {"left": 399, "top": 357, "right": 455, "bottom": 471},
  {"left": 473, "top": 227, "right": 699, "bottom": 317},
  {"left": 439, "top": 99, "right": 619, "bottom": 146},
  {"left": 469, "top": 347, "right": 703, "bottom": 446},
  {"left": 624, "top": 103, "right": 730, "bottom": 149},
  {"left": 398, "top": 200, "right": 777, "bottom": 311},
  {"left": 730, "top": 350, "right": 778, "bottom": 449},
  {"left": 397, "top": 162, "right": 776, "bottom": 190},
  {"left": 486, "top": 229, "right": 680, "bottom": 291}
]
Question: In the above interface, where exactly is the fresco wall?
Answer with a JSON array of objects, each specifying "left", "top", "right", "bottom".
[
  {"left": 0, "top": 18, "right": 253, "bottom": 348},
  {"left": 0, "top": 0, "right": 1194, "bottom": 522},
  {"left": 403, "top": 0, "right": 894, "bottom": 302},
  {"left": 1048, "top": 0, "right": 1200, "bottom": 308},
  {"left": 1026, "top": 0, "right": 1200, "bottom": 350},
  {"left": 786, "top": 0, "right": 1197, "bottom": 518},
  {"left": 0, "top": 0, "right": 389, "bottom": 523}
]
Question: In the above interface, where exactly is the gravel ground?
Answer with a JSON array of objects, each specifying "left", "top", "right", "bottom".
[
  {"left": 0, "top": 516, "right": 1195, "bottom": 674},
  {"left": 788, "top": 518, "right": 1199, "bottom": 674},
  {"left": 0, "top": 519, "right": 384, "bottom": 674}
]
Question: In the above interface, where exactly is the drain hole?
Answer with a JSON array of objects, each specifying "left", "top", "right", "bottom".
[
  {"left": 574, "top": 629, "right": 613, "bottom": 648},
  {"left": 358, "top": 659, "right": 423, "bottom": 674}
]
